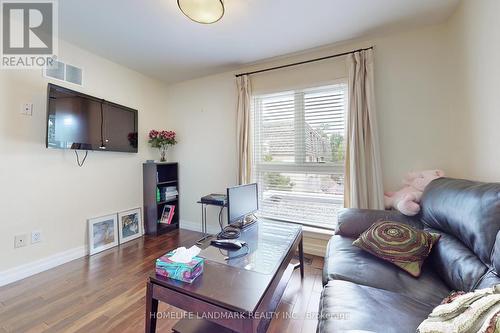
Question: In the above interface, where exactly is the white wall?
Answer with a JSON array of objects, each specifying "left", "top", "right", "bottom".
[
  {"left": 0, "top": 40, "right": 168, "bottom": 274},
  {"left": 165, "top": 73, "right": 238, "bottom": 231},
  {"left": 166, "top": 23, "right": 457, "bottom": 236},
  {"left": 447, "top": 0, "right": 500, "bottom": 181},
  {"left": 374, "top": 25, "right": 455, "bottom": 187}
]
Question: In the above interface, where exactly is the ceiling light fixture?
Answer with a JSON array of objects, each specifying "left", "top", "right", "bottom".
[{"left": 177, "top": 0, "right": 224, "bottom": 24}]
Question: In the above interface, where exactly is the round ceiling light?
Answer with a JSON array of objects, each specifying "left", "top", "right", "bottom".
[{"left": 177, "top": 0, "right": 224, "bottom": 24}]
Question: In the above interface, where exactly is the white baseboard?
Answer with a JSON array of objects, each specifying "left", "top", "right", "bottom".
[
  {"left": 303, "top": 238, "right": 327, "bottom": 257},
  {"left": 0, "top": 245, "right": 88, "bottom": 287},
  {"left": 303, "top": 229, "right": 331, "bottom": 257},
  {"left": 180, "top": 219, "right": 220, "bottom": 234}
]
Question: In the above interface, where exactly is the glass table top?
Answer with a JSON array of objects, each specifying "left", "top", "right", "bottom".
[{"left": 198, "top": 219, "right": 301, "bottom": 275}]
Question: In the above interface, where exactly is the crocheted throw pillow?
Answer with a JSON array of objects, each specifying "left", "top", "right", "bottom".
[{"left": 353, "top": 220, "right": 440, "bottom": 277}]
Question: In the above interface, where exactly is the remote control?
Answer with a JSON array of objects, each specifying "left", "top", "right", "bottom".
[{"left": 210, "top": 239, "right": 246, "bottom": 250}]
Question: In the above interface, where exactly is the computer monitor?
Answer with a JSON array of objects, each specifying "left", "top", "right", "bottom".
[{"left": 227, "top": 183, "right": 258, "bottom": 225}]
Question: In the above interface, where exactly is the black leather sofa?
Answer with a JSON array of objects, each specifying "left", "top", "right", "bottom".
[{"left": 318, "top": 178, "right": 500, "bottom": 333}]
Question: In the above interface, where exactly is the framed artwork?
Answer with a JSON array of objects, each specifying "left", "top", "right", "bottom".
[
  {"left": 118, "top": 208, "right": 143, "bottom": 244},
  {"left": 88, "top": 214, "right": 119, "bottom": 255}
]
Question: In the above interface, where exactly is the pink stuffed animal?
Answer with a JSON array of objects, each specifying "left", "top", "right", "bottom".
[{"left": 384, "top": 169, "right": 445, "bottom": 216}]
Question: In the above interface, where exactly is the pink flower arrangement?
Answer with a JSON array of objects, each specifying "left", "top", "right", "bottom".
[{"left": 148, "top": 130, "right": 177, "bottom": 147}]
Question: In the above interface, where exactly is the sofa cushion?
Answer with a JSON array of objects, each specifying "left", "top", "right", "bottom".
[
  {"left": 323, "top": 235, "right": 450, "bottom": 305},
  {"left": 476, "top": 271, "right": 500, "bottom": 290},
  {"left": 336, "top": 208, "right": 423, "bottom": 238},
  {"left": 426, "top": 228, "right": 488, "bottom": 291},
  {"left": 318, "top": 280, "right": 435, "bottom": 333},
  {"left": 353, "top": 220, "right": 440, "bottom": 277},
  {"left": 421, "top": 178, "right": 500, "bottom": 267},
  {"left": 493, "top": 232, "right": 500, "bottom": 274}
]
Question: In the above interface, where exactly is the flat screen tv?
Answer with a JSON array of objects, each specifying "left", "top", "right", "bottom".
[{"left": 46, "top": 83, "right": 138, "bottom": 153}]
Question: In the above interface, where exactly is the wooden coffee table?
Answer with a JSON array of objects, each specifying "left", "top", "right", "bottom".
[{"left": 145, "top": 220, "right": 304, "bottom": 333}]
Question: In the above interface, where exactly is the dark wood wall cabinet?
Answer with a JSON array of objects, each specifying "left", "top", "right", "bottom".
[{"left": 143, "top": 162, "right": 179, "bottom": 235}]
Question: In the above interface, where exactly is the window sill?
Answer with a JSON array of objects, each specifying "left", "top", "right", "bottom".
[
  {"left": 258, "top": 215, "right": 336, "bottom": 238},
  {"left": 302, "top": 225, "right": 335, "bottom": 240}
]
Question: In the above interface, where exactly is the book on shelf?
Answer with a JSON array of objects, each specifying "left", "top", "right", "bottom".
[
  {"left": 157, "top": 186, "right": 178, "bottom": 202},
  {"left": 159, "top": 205, "right": 175, "bottom": 224}
]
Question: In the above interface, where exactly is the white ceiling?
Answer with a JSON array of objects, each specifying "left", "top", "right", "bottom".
[{"left": 59, "top": 0, "right": 460, "bottom": 84}]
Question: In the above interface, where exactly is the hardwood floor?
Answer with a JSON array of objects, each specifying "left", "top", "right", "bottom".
[{"left": 0, "top": 229, "right": 324, "bottom": 333}]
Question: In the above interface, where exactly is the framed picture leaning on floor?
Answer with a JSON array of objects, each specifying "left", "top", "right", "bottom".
[
  {"left": 118, "top": 208, "right": 143, "bottom": 244},
  {"left": 88, "top": 214, "right": 119, "bottom": 255}
]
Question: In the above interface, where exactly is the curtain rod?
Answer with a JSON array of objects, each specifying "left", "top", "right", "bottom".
[{"left": 235, "top": 46, "right": 374, "bottom": 78}]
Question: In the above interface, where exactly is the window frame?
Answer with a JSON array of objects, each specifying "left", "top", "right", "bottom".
[{"left": 251, "top": 79, "right": 348, "bottom": 229}]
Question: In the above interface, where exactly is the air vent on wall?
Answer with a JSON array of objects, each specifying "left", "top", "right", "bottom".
[{"left": 43, "top": 60, "right": 83, "bottom": 86}]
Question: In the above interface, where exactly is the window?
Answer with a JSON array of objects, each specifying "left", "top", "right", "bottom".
[{"left": 252, "top": 83, "right": 347, "bottom": 229}]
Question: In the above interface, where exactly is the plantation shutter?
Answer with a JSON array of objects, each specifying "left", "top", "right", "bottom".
[{"left": 252, "top": 83, "right": 347, "bottom": 229}]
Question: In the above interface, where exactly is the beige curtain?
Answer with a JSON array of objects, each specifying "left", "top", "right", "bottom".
[
  {"left": 344, "top": 49, "right": 384, "bottom": 209},
  {"left": 236, "top": 75, "right": 252, "bottom": 185}
]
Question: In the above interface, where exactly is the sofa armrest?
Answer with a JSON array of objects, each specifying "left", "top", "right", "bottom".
[{"left": 336, "top": 208, "right": 422, "bottom": 238}]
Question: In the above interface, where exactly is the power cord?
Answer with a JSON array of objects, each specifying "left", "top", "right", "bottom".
[
  {"left": 75, "top": 150, "right": 88, "bottom": 167},
  {"left": 217, "top": 226, "right": 240, "bottom": 239},
  {"left": 216, "top": 206, "right": 241, "bottom": 239},
  {"left": 218, "top": 206, "right": 224, "bottom": 230}
]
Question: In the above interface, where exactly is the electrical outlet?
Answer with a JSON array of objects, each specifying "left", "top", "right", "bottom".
[
  {"left": 21, "top": 103, "right": 33, "bottom": 116},
  {"left": 31, "top": 230, "right": 42, "bottom": 244},
  {"left": 14, "top": 234, "right": 28, "bottom": 248}
]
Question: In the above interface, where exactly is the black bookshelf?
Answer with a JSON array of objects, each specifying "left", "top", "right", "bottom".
[{"left": 143, "top": 162, "right": 179, "bottom": 235}]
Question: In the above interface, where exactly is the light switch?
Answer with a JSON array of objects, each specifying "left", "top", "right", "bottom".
[{"left": 21, "top": 103, "right": 33, "bottom": 116}]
